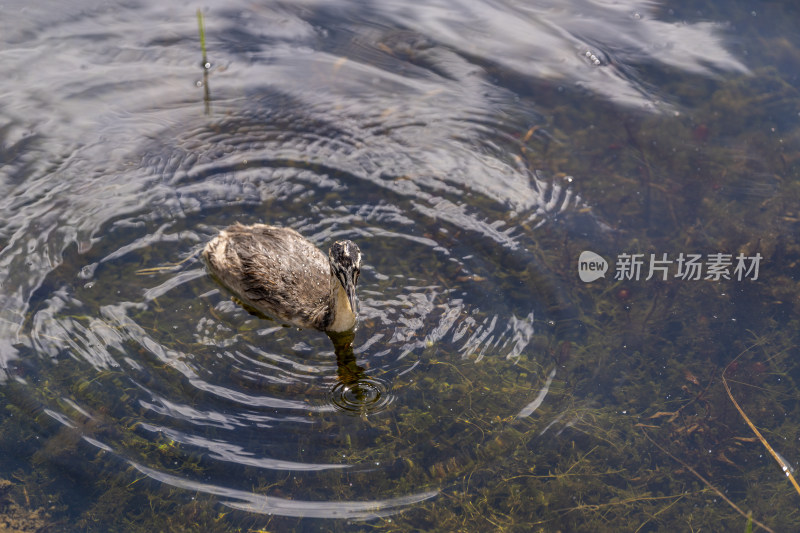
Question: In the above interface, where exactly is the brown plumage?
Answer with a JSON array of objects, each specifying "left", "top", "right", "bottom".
[{"left": 203, "top": 223, "right": 362, "bottom": 332}]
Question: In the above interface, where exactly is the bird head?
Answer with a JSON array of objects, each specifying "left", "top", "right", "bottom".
[{"left": 328, "top": 240, "right": 362, "bottom": 314}]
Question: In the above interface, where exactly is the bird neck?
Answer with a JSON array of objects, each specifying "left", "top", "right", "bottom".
[{"left": 328, "top": 273, "right": 356, "bottom": 332}]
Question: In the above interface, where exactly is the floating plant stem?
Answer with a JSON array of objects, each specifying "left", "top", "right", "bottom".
[
  {"left": 722, "top": 358, "right": 800, "bottom": 497},
  {"left": 196, "top": 8, "right": 211, "bottom": 114},
  {"left": 197, "top": 9, "right": 207, "bottom": 67}
]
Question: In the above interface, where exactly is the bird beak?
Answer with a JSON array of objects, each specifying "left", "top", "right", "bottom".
[
  {"left": 335, "top": 269, "right": 359, "bottom": 315},
  {"left": 345, "top": 281, "right": 358, "bottom": 314}
]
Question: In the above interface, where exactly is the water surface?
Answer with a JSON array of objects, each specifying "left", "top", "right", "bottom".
[{"left": 1, "top": 0, "right": 799, "bottom": 531}]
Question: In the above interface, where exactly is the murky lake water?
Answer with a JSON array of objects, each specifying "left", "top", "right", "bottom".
[{"left": 1, "top": 0, "right": 799, "bottom": 530}]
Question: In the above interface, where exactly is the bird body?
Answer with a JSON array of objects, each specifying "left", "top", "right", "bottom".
[{"left": 203, "top": 223, "right": 361, "bottom": 332}]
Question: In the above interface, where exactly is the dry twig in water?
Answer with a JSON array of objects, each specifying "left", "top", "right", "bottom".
[{"left": 722, "top": 352, "right": 800, "bottom": 497}]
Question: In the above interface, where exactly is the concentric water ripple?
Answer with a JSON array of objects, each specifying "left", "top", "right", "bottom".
[
  {"left": 329, "top": 376, "right": 394, "bottom": 415},
  {"left": 3, "top": 15, "right": 597, "bottom": 516}
]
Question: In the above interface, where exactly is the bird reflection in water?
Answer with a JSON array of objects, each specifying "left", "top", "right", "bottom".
[{"left": 328, "top": 329, "right": 364, "bottom": 384}]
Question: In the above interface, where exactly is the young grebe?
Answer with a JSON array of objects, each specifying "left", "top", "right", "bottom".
[{"left": 203, "top": 223, "right": 362, "bottom": 332}]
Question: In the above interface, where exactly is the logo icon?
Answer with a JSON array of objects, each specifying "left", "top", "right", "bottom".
[{"left": 578, "top": 251, "right": 608, "bottom": 282}]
